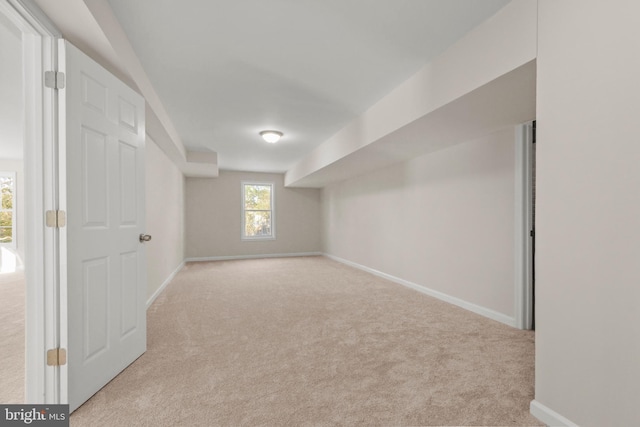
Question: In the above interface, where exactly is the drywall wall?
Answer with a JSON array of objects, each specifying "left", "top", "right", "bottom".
[
  {"left": 322, "top": 128, "right": 515, "bottom": 320},
  {"left": 145, "top": 136, "right": 185, "bottom": 301},
  {"left": 186, "top": 171, "right": 321, "bottom": 259},
  {"left": 0, "top": 160, "right": 24, "bottom": 262},
  {"left": 533, "top": 1, "right": 640, "bottom": 425}
]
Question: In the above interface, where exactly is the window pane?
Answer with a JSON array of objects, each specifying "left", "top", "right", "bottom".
[
  {"left": 0, "top": 227, "right": 12, "bottom": 244},
  {"left": 1, "top": 180, "right": 13, "bottom": 210},
  {"left": 0, "top": 212, "right": 11, "bottom": 228},
  {"left": 244, "top": 185, "right": 271, "bottom": 210},
  {"left": 0, "top": 176, "right": 12, "bottom": 188},
  {"left": 245, "top": 211, "right": 272, "bottom": 237}
]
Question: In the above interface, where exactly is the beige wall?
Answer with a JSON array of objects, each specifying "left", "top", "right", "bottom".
[
  {"left": 534, "top": 1, "right": 640, "bottom": 425},
  {"left": 186, "top": 171, "right": 321, "bottom": 258},
  {"left": 0, "top": 159, "right": 25, "bottom": 262},
  {"left": 145, "top": 137, "right": 185, "bottom": 301},
  {"left": 322, "top": 128, "right": 515, "bottom": 319}
]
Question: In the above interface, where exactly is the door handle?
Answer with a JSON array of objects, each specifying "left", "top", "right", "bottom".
[{"left": 139, "top": 234, "right": 152, "bottom": 243}]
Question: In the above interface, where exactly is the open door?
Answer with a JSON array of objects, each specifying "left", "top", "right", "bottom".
[{"left": 58, "top": 40, "right": 147, "bottom": 412}]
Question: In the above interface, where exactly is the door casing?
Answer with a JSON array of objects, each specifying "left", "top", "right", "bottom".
[
  {"left": 515, "top": 121, "right": 535, "bottom": 330},
  {"left": 0, "top": 0, "right": 61, "bottom": 404}
]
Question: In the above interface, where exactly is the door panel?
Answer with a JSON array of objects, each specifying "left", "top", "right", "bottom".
[
  {"left": 60, "top": 40, "right": 146, "bottom": 412},
  {"left": 81, "top": 127, "right": 108, "bottom": 227},
  {"left": 120, "top": 251, "right": 139, "bottom": 337},
  {"left": 83, "top": 257, "right": 109, "bottom": 360}
]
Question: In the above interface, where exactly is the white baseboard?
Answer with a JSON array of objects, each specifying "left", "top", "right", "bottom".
[
  {"left": 146, "top": 261, "right": 185, "bottom": 309},
  {"left": 530, "top": 400, "right": 579, "bottom": 427},
  {"left": 185, "top": 252, "right": 323, "bottom": 263},
  {"left": 324, "top": 254, "right": 516, "bottom": 328}
]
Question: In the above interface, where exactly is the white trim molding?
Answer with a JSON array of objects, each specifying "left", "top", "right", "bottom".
[
  {"left": 325, "top": 254, "right": 516, "bottom": 328},
  {"left": 514, "top": 121, "right": 534, "bottom": 330},
  {"left": 0, "top": 0, "right": 61, "bottom": 405},
  {"left": 186, "top": 252, "right": 322, "bottom": 263},
  {"left": 146, "top": 261, "right": 185, "bottom": 309},
  {"left": 530, "top": 400, "right": 579, "bottom": 427}
]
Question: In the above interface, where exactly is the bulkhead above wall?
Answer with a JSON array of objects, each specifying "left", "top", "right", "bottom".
[{"left": 285, "top": 0, "right": 537, "bottom": 188}]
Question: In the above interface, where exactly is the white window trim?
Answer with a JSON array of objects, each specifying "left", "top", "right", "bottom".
[
  {"left": 0, "top": 171, "right": 17, "bottom": 248},
  {"left": 241, "top": 181, "right": 276, "bottom": 241}
]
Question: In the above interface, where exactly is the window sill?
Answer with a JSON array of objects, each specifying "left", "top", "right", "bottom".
[{"left": 241, "top": 236, "right": 276, "bottom": 242}]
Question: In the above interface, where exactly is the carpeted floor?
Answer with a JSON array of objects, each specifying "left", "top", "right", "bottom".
[
  {"left": 0, "top": 270, "right": 25, "bottom": 404},
  {"left": 71, "top": 256, "right": 541, "bottom": 426}
]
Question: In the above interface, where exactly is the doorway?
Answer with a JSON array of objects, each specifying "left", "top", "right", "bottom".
[
  {"left": 0, "top": 0, "right": 60, "bottom": 405},
  {"left": 0, "top": 10, "right": 26, "bottom": 403},
  {"left": 515, "top": 121, "right": 535, "bottom": 330},
  {"left": 1, "top": 2, "right": 149, "bottom": 408},
  {"left": 531, "top": 120, "right": 536, "bottom": 329}
]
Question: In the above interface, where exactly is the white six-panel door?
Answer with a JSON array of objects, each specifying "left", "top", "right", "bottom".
[{"left": 59, "top": 40, "right": 147, "bottom": 412}]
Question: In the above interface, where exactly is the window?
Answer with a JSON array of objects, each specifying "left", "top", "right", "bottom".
[
  {"left": 0, "top": 172, "right": 16, "bottom": 247},
  {"left": 242, "top": 182, "right": 275, "bottom": 240}
]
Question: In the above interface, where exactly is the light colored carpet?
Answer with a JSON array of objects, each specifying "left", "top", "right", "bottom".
[
  {"left": 0, "top": 270, "right": 25, "bottom": 404},
  {"left": 71, "top": 256, "right": 541, "bottom": 426}
]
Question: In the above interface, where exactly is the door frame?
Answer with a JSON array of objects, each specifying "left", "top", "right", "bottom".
[
  {"left": 0, "top": 0, "right": 61, "bottom": 403},
  {"left": 515, "top": 121, "right": 535, "bottom": 330}
]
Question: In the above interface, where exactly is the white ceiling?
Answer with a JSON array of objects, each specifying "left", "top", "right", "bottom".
[
  {"left": 0, "top": 12, "right": 23, "bottom": 160},
  {"left": 106, "top": 0, "right": 511, "bottom": 173}
]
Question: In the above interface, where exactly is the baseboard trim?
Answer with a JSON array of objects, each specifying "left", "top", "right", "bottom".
[
  {"left": 530, "top": 400, "right": 579, "bottom": 427},
  {"left": 185, "top": 252, "right": 323, "bottom": 263},
  {"left": 324, "top": 254, "right": 516, "bottom": 328},
  {"left": 146, "top": 261, "right": 185, "bottom": 309}
]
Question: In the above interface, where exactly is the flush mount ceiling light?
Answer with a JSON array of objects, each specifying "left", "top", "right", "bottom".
[{"left": 259, "top": 130, "right": 283, "bottom": 144}]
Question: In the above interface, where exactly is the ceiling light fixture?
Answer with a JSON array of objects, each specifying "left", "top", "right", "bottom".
[{"left": 260, "top": 130, "right": 283, "bottom": 144}]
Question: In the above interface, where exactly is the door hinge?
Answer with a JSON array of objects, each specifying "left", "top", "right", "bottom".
[
  {"left": 44, "top": 71, "right": 65, "bottom": 89},
  {"left": 45, "top": 210, "right": 66, "bottom": 228},
  {"left": 47, "top": 348, "right": 67, "bottom": 366}
]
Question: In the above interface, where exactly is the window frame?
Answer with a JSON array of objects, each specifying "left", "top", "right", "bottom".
[
  {"left": 0, "top": 171, "right": 16, "bottom": 248},
  {"left": 241, "top": 181, "right": 276, "bottom": 241}
]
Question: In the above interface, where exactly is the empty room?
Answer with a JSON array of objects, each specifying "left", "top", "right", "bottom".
[{"left": 1, "top": 1, "right": 638, "bottom": 426}]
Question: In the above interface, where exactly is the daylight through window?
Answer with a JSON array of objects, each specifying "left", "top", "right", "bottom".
[
  {"left": 242, "top": 182, "right": 274, "bottom": 239},
  {"left": 0, "top": 172, "right": 16, "bottom": 246}
]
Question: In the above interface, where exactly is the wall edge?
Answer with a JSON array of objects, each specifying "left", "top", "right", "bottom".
[{"left": 324, "top": 253, "right": 516, "bottom": 328}]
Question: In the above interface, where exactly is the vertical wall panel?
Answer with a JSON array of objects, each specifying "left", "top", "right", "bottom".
[
  {"left": 321, "top": 130, "right": 516, "bottom": 319},
  {"left": 535, "top": 1, "right": 640, "bottom": 425},
  {"left": 145, "top": 137, "right": 185, "bottom": 301}
]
